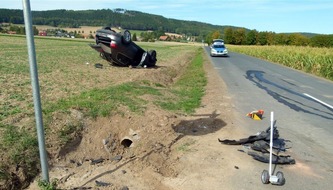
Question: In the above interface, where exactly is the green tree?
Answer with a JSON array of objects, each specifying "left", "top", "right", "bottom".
[
  {"left": 257, "top": 31, "right": 268, "bottom": 45},
  {"left": 211, "top": 30, "right": 221, "bottom": 40},
  {"left": 9, "top": 25, "right": 25, "bottom": 35},
  {"left": 140, "top": 31, "right": 153, "bottom": 42},
  {"left": 234, "top": 28, "right": 246, "bottom": 45},
  {"left": 289, "top": 33, "right": 310, "bottom": 46},
  {"left": 224, "top": 27, "right": 234, "bottom": 44},
  {"left": 205, "top": 32, "right": 213, "bottom": 45},
  {"left": 246, "top": 29, "right": 257, "bottom": 45},
  {"left": 266, "top": 31, "right": 275, "bottom": 45},
  {"left": 310, "top": 35, "right": 333, "bottom": 47},
  {"left": 274, "top": 33, "right": 288, "bottom": 45},
  {"left": 133, "top": 32, "right": 137, "bottom": 41},
  {"left": 33, "top": 26, "right": 39, "bottom": 35},
  {"left": 74, "top": 33, "right": 83, "bottom": 38}
]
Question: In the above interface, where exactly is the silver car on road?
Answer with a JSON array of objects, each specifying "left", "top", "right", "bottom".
[{"left": 210, "top": 42, "right": 228, "bottom": 57}]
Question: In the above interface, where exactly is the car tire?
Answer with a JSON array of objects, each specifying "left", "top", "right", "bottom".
[
  {"left": 122, "top": 30, "right": 131, "bottom": 44},
  {"left": 148, "top": 50, "right": 157, "bottom": 66},
  {"left": 148, "top": 50, "right": 156, "bottom": 60}
]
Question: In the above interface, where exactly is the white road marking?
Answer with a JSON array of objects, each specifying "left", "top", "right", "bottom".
[{"left": 303, "top": 93, "right": 333, "bottom": 110}]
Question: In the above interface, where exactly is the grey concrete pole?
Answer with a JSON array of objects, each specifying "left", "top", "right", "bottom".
[{"left": 22, "top": 0, "right": 49, "bottom": 182}]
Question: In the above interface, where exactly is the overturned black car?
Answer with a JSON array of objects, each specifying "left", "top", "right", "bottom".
[{"left": 89, "top": 27, "right": 157, "bottom": 67}]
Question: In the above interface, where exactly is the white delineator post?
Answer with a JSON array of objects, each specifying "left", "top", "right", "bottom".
[{"left": 269, "top": 111, "right": 274, "bottom": 176}]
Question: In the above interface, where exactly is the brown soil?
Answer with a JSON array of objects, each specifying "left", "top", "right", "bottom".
[{"left": 27, "top": 49, "right": 248, "bottom": 190}]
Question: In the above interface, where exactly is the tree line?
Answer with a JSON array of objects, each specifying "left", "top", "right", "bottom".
[
  {"left": 0, "top": 8, "right": 331, "bottom": 47},
  {"left": 0, "top": 8, "right": 230, "bottom": 39},
  {"left": 0, "top": 23, "right": 39, "bottom": 35},
  {"left": 207, "top": 28, "right": 333, "bottom": 48}
]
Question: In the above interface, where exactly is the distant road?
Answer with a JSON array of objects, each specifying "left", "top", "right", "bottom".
[{"left": 204, "top": 47, "right": 333, "bottom": 189}]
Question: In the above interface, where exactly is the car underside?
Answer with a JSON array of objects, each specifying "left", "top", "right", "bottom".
[{"left": 89, "top": 27, "right": 157, "bottom": 67}]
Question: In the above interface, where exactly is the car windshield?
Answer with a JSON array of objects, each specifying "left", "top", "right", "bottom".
[{"left": 213, "top": 44, "right": 225, "bottom": 48}]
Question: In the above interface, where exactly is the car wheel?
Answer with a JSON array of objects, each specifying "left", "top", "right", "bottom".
[
  {"left": 148, "top": 50, "right": 156, "bottom": 60},
  {"left": 100, "top": 53, "right": 106, "bottom": 60},
  {"left": 122, "top": 30, "right": 131, "bottom": 44},
  {"left": 148, "top": 50, "right": 157, "bottom": 66}
]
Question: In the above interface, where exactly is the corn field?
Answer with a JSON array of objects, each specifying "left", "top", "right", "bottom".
[{"left": 228, "top": 45, "right": 333, "bottom": 81}]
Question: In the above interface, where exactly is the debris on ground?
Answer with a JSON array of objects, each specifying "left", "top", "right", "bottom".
[
  {"left": 90, "top": 158, "right": 105, "bottom": 165},
  {"left": 94, "top": 63, "right": 103, "bottom": 69},
  {"left": 246, "top": 109, "right": 264, "bottom": 120},
  {"left": 218, "top": 126, "right": 295, "bottom": 164},
  {"left": 95, "top": 180, "right": 112, "bottom": 187}
]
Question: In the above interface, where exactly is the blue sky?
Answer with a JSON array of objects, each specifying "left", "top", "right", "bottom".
[{"left": 2, "top": 0, "right": 333, "bottom": 34}]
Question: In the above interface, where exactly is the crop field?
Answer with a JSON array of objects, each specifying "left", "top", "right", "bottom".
[{"left": 228, "top": 45, "right": 333, "bottom": 81}]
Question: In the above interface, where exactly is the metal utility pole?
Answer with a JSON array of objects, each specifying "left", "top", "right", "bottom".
[{"left": 22, "top": 0, "right": 49, "bottom": 182}]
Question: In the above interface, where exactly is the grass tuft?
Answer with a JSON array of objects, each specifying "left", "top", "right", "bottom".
[{"left": 0, "top": 123, "right": 39, "bottom": 183}]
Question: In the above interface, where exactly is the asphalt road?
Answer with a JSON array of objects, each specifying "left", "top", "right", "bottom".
[{"left": 204, "top": 47, "right": 333, "bottom": 189}]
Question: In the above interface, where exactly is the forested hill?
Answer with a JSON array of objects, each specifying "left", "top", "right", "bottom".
[{"left": 0, "top": 8, "right": 240, "bottom": 36}]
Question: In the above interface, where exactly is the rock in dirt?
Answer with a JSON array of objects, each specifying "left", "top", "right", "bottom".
[
  {"left": 112, "top": 155, "right": 122, "bottom": 162},
  {"left": 90, "top": 158, "right": 105, "bottom": 165},
  {"left": 95, "top": 180, "right": 112, "bottom": 187}
]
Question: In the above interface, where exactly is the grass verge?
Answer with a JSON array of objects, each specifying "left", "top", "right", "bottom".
[
  {"left": 44, "top": 49, "right": 206, "bottom": 118},
  {"left": 156, "top": 50, "right": 207, "bottom": 113}
]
